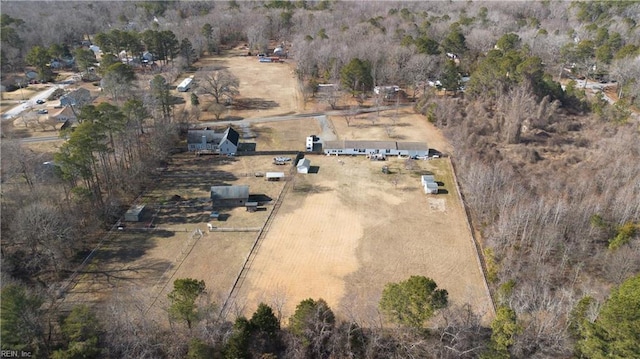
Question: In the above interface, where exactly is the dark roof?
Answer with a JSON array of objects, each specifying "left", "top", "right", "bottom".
[
  {"left": 210, "top": 185, "right": 249, "bottom": 200},
  {"left": 222, "top": 127, "right": 240, "bottom": 146},
  {"left": 187, "top": 130, "right": 223, "bottom": 144},
  {"left": 397, "top": 142, "right": 429, "bottom": 151},
  {"left": 188, "top": 126, "right": 239, "bottom": 145},
  {"left": 60, "top": 88, "right": 91, "bottom": 107}
]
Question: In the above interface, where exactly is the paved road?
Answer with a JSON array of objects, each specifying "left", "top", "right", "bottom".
[
  {"left": 2, "top": 76, "right": 76, "bottom": 121},
  {"left": 19, "top": 136, "right": 63, "bottom": 143},
  {"left": 18, "top": 104, "right": 410, "bottom": 144}
]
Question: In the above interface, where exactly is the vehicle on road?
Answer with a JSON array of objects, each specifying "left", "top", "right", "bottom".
[
  {"left": 36, "top": 99, "right": 46, "bottom": 104},
  {"left": 274, "top": 156, "right": 292, "bottom": 162},
  {"left": 37, "top": 109, "right": 48, "bottom": 114}
]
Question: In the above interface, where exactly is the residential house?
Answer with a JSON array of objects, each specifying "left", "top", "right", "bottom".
[
  {"left": 60, "top": 88, "right": 91, "bottom": 107},
  {"left": 48, "top": 106, "right": 77, "bottom": 123},
  {"left": 187, "top": 126, "right": 239, "bottom": 155}
]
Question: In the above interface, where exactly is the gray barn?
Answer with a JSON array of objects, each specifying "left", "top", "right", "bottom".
[
  {"left": 124, "top": 204, "right": 146, "bottom": 222},
  {"left": 210, "top": 185, "right": 250, "bottom": 207}
]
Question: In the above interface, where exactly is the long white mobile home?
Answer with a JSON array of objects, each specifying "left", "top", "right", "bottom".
[{"left": 323, "top": 140, "right": 428, "bottom": 157}]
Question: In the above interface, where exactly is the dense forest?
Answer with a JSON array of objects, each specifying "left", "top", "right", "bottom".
[{"left": 1, "top": 1, "right": 639, "bottom": 358}]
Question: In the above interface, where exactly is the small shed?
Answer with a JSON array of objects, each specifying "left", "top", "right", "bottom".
[
  {"left": 124, "top": 204, "right": 146, "bottom": 222},
  {"left": 245, "top": 202, "right": 258, "bottom": 212},
  {"left": 421, "top": 175, "right": 436, "bottom": 186},
  {"left": 297, "top": 158, "right": 311, "bottom": 174},
  {"left": 424, "top": 182, "right": 438, "bottom": 194},
  {"left": 265, "top": 172, "right": 285, "bottom": 181}
]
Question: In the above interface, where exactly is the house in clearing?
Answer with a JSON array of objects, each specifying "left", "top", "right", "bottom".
[
  {"left": 210, "top": 185, "right": 249, "bottom": 207},
  {"left": 323, "top": 140, "right": 428, "bottom": 157},
  {"left": 187, "top": 127, "right": 240, "bottom": 155},
  {"left": 60, "top": 88, "right": 91, "bottom": 108},
  {"left": 297, "top": 158, "right": 311, "bottom": 173}
]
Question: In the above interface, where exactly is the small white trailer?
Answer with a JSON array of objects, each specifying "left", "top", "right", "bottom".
[{"left": 177, "top": 76, "right": 194, "bottom": 92}]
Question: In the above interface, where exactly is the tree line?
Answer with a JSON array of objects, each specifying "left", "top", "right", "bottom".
[
  {"left": 3, "top": 274, "right": 637, "bottom": 358},
  {"left": 2, "top": 1, "right": 639, "bottom": 358}
]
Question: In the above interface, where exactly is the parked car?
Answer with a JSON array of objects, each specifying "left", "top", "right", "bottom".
[
  {"left": 37, "top": 109, "right": 48, "bottom": 114},
  {"left": 36, "top": 99, "right": 46, "bottom": 104},
  {"left": 274, "top": 157, "right": 292, "bottom": 162}
]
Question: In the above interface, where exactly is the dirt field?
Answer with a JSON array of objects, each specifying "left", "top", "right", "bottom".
[
  {"left": 232, "top": 153, "right": 493, "bottom": 325},
  {"left": 178, "top": 49, "right": 302, "bottom": 122}
]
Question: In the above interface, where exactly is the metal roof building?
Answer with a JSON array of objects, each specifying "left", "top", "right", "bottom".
[
  {"left": 421, "top": 175, "right": 436, "bottom": 186},
  {"left": 265, "top": 172, "right": 285, "bottom": 181},
  {"left": 124, "top": 204, "right": 146, "bottom": 222},
  {"left": 424, "top": 182, "right": 439, "bottom": 194},
  {"left": 210, "top": 185, "right": 250, "bottom": 207},
  {"left": 323, "top": 140, "right": 428, "bottom": 157}
]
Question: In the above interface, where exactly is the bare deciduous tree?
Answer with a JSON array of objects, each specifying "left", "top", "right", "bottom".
[{"left": 197, "top": 68, "right": 240, "bottom": 104}]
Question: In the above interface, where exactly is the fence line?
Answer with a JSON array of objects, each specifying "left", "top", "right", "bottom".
[
  {"left": 447, "top": 158, "right": 496, "bottom": 316},
  {"left": 52, "top": 194, "right": 145, "bottom": 309},
  {"left": 219, "top": 167, "right": 295, "bottom": 318},
  {"left": 145, "top": 228, "right": 204, "bottom": 315},
  {"left": 209, "top": 227, "right": 261, "bottom": 232}
]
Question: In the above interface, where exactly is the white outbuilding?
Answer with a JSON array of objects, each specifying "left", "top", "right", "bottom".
[
  {"left": 265, "top": 172, "right": 285, "bottom": 181},
  {"left": 421, "top": 175, "right": 435, "bottom": 186},
  {"left": 424, "top": 182, "right": 438, "bottom": 194},
  {"left": 297, "top": 158, "right": 311, "bottom": 173}
]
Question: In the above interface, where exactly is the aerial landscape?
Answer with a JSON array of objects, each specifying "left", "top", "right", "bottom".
[{"left": 1, "top": 1, "right": 639, "bottom": 358}]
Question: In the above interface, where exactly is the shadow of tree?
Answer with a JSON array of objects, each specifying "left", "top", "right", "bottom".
[{"left": 234, "top": 98, "right": 279, "bottom": 110}]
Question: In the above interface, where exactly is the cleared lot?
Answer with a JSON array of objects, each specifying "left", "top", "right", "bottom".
[{"left": 60, "top": 52, "right": 492, "bottom": 325}]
